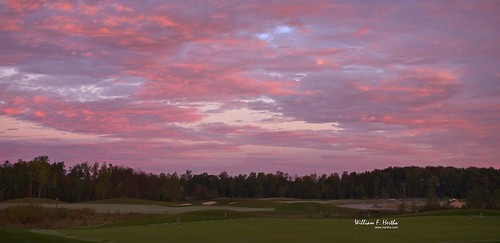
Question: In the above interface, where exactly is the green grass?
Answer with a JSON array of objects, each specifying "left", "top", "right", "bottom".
[
  {"left": 0, "top": 228, "right": 87, "bottom": 243},
  {"left": 92, "top": 210, "right": 256, "bottom": 228},
  {"left": 217, "top": 198, "right": 284, "bottom": 207},
  {"left": 84, "top": 197, "right": 264, "bottom": 207},
  {"left": 1, "top": 198, "right": 499, "bottom": 242},
  {"left": 0, "top": 197, "right": 67, "bottom": 204},
  {"left": 413, "top": 208, "right": 500, "bottom": 217},
  {"left": 275, "top": 201, "right": 353, "bottom": 213},
  {"left": 81, "top": 197, "right": 176, "bottom": 206},
  {"left": 50, "top": 216, "right": 500, "bottom": 243}
]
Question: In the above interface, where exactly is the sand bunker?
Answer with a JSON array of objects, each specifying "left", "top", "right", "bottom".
[{"left": 201, "top": 201, "right": 218, "bottom": 205}]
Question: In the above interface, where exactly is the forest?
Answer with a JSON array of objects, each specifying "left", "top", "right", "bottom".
[{"left": 0, "top": 156, "right": 498, "bottom": 208}]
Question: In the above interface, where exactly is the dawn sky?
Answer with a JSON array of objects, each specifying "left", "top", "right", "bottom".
[{"left": 0, "top": 0, "right": 499, "bottom": 175}]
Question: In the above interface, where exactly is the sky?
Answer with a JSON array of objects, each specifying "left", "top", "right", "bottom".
[{"left": 0, "top": 0, "right": 499, "bottom": 175}]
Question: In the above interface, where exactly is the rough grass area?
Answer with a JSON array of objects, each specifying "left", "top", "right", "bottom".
[
  {"left": 1, "top": 197, "right": 67, "bottom": 204},
  {"left": 217, "top": 198, "right": 284, "bottom": 207},
  {"left": 97, "top": 210, "right": 257, "bottom": 228},
  {"left": 413, "top": 208, "right": 500, "bottom": 217},
  {"left": 48, "top": 216, "right": 500, "bottom": 243},
  {"left": 0, "top": 228, "right": 88, "bottom": 243},
  {"left": 82, "top": 197, "right": 176, "bottom": 206},
  {"left": 0, "top": 205, "right": 126, "bottom": 229},
  {"left": 83, "top": 197, "right": 278, "bottom": 207}
]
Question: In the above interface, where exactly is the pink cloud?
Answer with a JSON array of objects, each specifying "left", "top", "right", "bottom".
[
  {"left": 148, "top": 16, "right": 177, "bottom": 27},
  {"left": 79, "top": 4, "right": 100, "bottom": 15},
  {"left": 45, "top": 1, "right": 74, "bottom": 12},
  {"left": 113, "top": 4, "right": 133, "bottom": 13},
  {"left": 33, "top": 110, "right": 46, "bottom": 118},
  {"left": 3, "top": 107, "right": 24, "bottom": 115},
  {"left": 0, "top": 91, "right": 202, "bottom": 137},
  {"left": 135, "top": 63, "right": 299, "bottom": 100},
  {"left": 3, "top": 0, "right": 44, "bottom": 13},
  {"left": 0, "top": 17, "right": 23, "bottom": 31},
  {"left": 354, "top": 26, "right": 369, "bottom": 36}
]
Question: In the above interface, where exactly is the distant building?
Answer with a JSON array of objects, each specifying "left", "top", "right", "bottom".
[{"left": 448, "top": 198, "right": 464, "bottom": 208}]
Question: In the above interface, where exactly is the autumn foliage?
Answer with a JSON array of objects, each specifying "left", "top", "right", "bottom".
[{"left": 0, "top": 156, "right": 498, "bottom": 209}]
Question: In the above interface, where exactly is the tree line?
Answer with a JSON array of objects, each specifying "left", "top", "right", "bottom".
[{"left": 0, "top": 156, "right": 498, "bottom": 208}]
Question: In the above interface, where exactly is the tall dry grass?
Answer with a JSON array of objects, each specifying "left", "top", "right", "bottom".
[{"left": 0, "top": 205, "right": 125, "bottom": 228}]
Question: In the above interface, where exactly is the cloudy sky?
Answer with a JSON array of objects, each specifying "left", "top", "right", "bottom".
[{"left": 0, "top": 0, "right": 499, "bottom": 174}]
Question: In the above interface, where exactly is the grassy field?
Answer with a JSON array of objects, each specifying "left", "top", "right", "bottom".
[
  {"left": 1, "top": 197, "right": 67, "bottom": 204},
  {"left": 0, "top": 197, "right": 276, "bottom": 215},
  {"left": 0, "top": 198, "right": 499, "bottom": 242},
  {"left": 0, "top": 228, "right": 88, "bottom": 243},
  {"left": 40, "top": 215, "right": 500, "bottom": 243}
]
